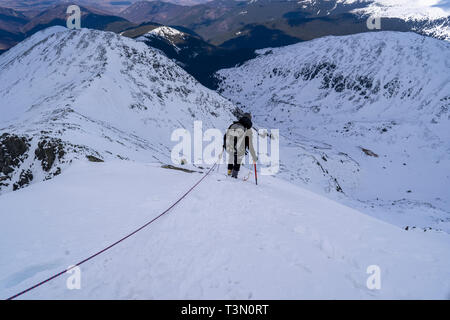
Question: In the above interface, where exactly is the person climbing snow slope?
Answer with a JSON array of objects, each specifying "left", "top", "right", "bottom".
[{"left": 224, "top": 113, "right": 258, "bottom": 178}]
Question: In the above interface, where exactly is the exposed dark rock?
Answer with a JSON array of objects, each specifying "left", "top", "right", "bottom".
[
  {"left": 35, "top": 138, "right": 66, "bottom": 171},
  {"left": 161, "top": 164, "right": 196, "bottom": 173},
  {"left": 0, "top": 133, "right": 30, "bottom": 176},
  {"left": 0, "top": 133, "right": 85, "bottom": 193},
  {"left": 334, "top": 178, "right": 343, "bottom": 193},
  {"left": 360, "top": 147, "right": 379, "bottom": 158},
  {"left": 86, "top": 155, "right": 104, "bottom": 162},
  {"left": 54, "top": 167, "right": 62, "bottom": 176},
  {"left": 13, "top": 169, "right": 33, "bottom": 191}
]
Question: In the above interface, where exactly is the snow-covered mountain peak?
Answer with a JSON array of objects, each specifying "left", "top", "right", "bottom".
[
  {"left": 136, "top": 26, "right": 188, "bottom": 50},
  {"left": 1, "top": 26, "right": 230, "bottom": 126},
  {"left": 353, "top": 0, "right": 450, "bottom": 21},
  {"left": 299, "top": 0, "right": 449, "bottom": 20},
  {"left": 149, "top": 26, "right": 186, "bottom": 38},
  {"left": 354, "top": 0, "right": 450, "bottom": 41},
  {"left": 297, "top": 0, "right": 450, "bottom": 41},
  {"left": 0, "top": 26, "right": 234, "bottom": 193}
]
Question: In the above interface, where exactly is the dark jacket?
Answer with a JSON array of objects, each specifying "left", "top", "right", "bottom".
[{"left": 223, "top": 116, "right": 252, "bottom": 148}]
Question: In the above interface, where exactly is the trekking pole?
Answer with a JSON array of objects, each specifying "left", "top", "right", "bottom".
[
  {"left": 253, "top": 161, "right": 258, "bottom": 185},
  {"left": 252, "top": 126, "right": 272, "bottom": 139},
  {"left": 217, "top": 148, "right": 224, "bottom": 172}
]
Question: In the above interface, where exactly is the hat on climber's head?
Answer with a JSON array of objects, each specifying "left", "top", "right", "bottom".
[
  {"left": 242, "top": 112, "right": 252, "bottom": 120},
  {"left": 239, "top": 112, "right": 253, "bottom": 129}
]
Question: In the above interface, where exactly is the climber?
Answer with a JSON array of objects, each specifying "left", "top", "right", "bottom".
[{"left": 223, "top": 113, "right": 258, "bottom": 178}]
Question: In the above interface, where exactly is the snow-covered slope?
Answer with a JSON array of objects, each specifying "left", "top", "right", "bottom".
[
  {"left": 0, "top": 161, "right": 449, "bottom": 299},
  {"left": 351, "top": 0, "right": 449, "bottom": 20},
  {"left": 354, "top": 0, "right": 450, "bottom": 41},
  {"left": 216, "top": 31, "right": 450, "bottom": 233},
  {"left": 0, "top": 26, "right": 235, "bottom": 194},
  {"left": 299, "top": 0, "right": 449, "bottom": 20}
]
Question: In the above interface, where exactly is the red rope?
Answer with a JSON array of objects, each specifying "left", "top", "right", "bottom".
[{"left": 6, "top": 163, "right": 217, "bottom": 300}]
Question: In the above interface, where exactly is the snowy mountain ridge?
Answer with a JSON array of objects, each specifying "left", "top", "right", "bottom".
[
  {"left": 0, "top": 26, "right": 235, "bottom": 194},
  {"left": 136, "top": 26, "right": 187, "bottom": 52},
  {"left": 149, "top": 26, "right": 186, "bottom": 38},
  {"left": 216, "top": 31, "right": 450, "bottom": 233}
]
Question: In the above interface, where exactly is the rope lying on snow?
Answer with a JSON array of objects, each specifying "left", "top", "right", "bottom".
[{"left": 6, "top": 163, "right": 217, "bottom": 300}]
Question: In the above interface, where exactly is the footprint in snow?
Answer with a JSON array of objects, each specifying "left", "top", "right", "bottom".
[{"left": 294, "top": 225, "right": 336, "bottom": 259}]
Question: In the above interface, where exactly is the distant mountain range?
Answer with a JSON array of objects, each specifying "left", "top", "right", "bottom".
[
  {"left": 21, "top": 4, "right": 134, "bottom": 35},
  {"left": 0, "top": 1, "right": 448, "bottom": 82},
  {"left": 0, "top": 4, "right": 135, "bottom": 54},
  {"left": 0, "top": 0, "right": 210, "bottom": 16},
  {"left": 0, "top": 7, "right": 28, "bottom": 53},
  {"left": 119, "top": 0, "right": 450, "bottom": 45},
  {"left": 1, "top": 1, "right": 449, "bottom": 53}
]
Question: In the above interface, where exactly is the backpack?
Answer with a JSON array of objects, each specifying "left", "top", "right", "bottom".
[{"left": 223, "top": 120, "right": 251, "bottom": 150}]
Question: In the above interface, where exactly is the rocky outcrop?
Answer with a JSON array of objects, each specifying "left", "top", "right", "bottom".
[
  {"left": 0, "top": 134, "right": 30, "bottom": 175},
  {"left": 13, "top": 169, "right": 33, "bottom": 191},
  {"left": 0, "top": 133, "right": 85, "bottom": 193},
  {"left": 35, "top": 138, "right": 66, "bottom": 172},
  {"left": 0, "top": 134, "right": 31, "bottom": 189}
]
